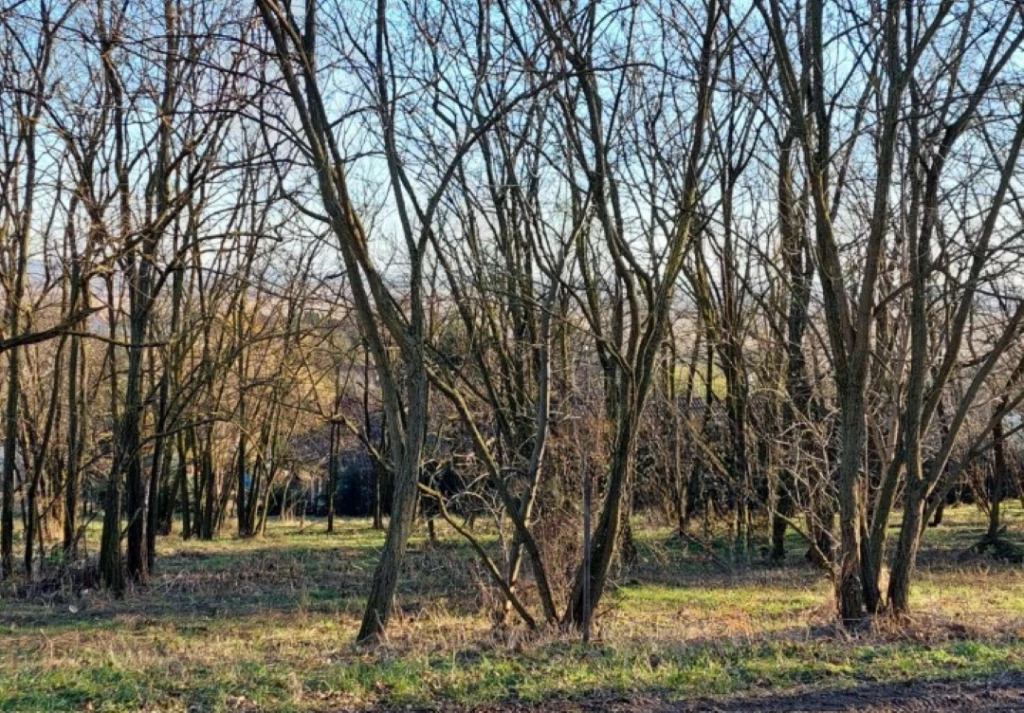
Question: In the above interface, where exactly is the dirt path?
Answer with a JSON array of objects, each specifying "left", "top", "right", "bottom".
[
  {"left": 673, "top": 672, "right": 1024, "bottom": 712},
  {"left": 394, "top": 673, "right": 1024, "bottom": 712}
]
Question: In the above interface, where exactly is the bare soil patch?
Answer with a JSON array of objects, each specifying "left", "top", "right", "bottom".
[{"left": 395, "top": 672, "right": 1024, "bottom": 712}]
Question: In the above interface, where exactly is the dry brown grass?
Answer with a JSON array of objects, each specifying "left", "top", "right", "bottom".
[{"left": 1, "top": 507, "right": 1023, "bottom": 711}]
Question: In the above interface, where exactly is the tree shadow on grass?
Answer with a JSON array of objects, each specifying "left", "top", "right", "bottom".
[
  {"left": 0, "top": 531, "right": 499, "bottom": 632},
  {"left": 666, "top": 672, "right": 1024, "bottom": 712},
  {"left": 382, "top": 672, "right": 1024, "bottom": 712}
]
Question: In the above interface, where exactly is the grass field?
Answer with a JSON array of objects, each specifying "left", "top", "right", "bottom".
[{"left": 2, "top": 505, "right": 1024, "bottom": 711}]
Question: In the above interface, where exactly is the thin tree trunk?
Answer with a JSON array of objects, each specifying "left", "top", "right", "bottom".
[{"left": 988, "top": 414, "right": 1006, "bottom": 540}]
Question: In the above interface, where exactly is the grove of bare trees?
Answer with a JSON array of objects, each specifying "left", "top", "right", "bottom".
[{"left": 2, "top": 0, "right": 1024, "bottom": 643}]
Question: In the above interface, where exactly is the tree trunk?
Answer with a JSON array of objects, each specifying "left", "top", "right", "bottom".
[
  {"left": 566, "top": 411, "right": 637, "bottom": 626},
  {"left": 327, "top": 421, "right": 337, "bottom": 534},
  {"left": 1, "top": 347, "right": 20, "bottom": 580},
  {"left": 236, "top": 430, "right": 249, "bottom": 538},
  {"left": 122, "top": 319, "right": 150, "bottom": 583},
  {"left": 179, "top": 435, "right": 191, "bottom": 539},
  {"left": 64, "top": 332, "right": 83, "bottom": 558},
  {"left": 835, "top": 390, "right": 866, "bottom": 625},
  {"left": 100, "top": 472, "right": 125, "bottom": 595},
  {"left": 988, "top": 415, "right": 1006, "bottom": 540},
  {"left": 356, "top": 358, "right": 429, "bottom": 642},
  {"left": 771, "top": 471, "right": 794, "bottom": 563},
  {"left": 201, "top": 433, "right": 216, "bottom": 541},
  {"left": 888, "top": 478, "right": 925, "bottom": 613}
]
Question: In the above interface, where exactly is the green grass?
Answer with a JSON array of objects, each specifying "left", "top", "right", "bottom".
[{"left": 2, "top": 506, "right": 1024, "bottom": 711}]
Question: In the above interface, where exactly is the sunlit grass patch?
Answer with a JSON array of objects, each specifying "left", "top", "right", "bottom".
[{"left": 2, "top": 507, "right": 1024, "bottom": 710}]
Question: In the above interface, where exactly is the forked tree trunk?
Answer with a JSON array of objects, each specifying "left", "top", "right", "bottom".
[{"left": 566, "top": 411, "right": 638, "bottom": 626}]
